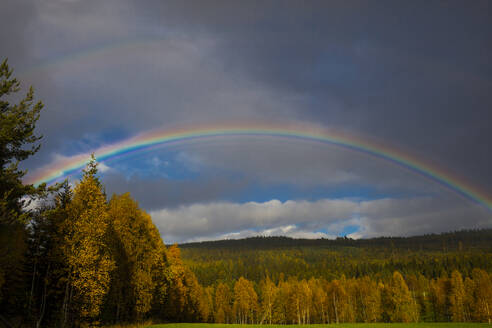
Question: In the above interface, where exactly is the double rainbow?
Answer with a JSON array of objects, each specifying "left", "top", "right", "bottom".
[{"left": 26, "top": 123, "right": 492, "bottom": 211}]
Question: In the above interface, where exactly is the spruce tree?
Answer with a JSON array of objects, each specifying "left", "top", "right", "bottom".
[
  {"left": 0, "top": 58, "right": 45, "bottom": 320},
  {"left": 0, "top": 59, "right": 45, "bottom": 224}
]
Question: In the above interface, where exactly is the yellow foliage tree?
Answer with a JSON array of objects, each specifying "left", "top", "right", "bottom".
[
  {"left": 471, "top": 269, "right": 492, "bottom": 323},
  {"left": 164, "top": 244, "right": 188, "bottom": 321},
  {"left": 383, "top": 271, "right": 417, "bottom": 323},
  {"left": 259, "top": 276, "right": 277, "bottom": 324},
  {"left": 233, "top": 277, "right": 257, "bottom": 324},
  {"left": 450, "top": 270, "right": 466, "bottom": 322},
  {"left": 63, "top": 156, "right": 114, "bottom": 324},
  {"left": 214, "top": 282, "right": 232, "bottom": 323},
  {"left": 107, "top": 192, "right": 164, "bottom": 321}
]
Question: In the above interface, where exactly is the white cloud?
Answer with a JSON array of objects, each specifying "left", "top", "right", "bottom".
[
  {"left": 150, "top": 196, "right": 492, "bottom": 244},
  {"left": 151, "top": 198, "right": 358, "bottom": 243},
  {"left": 98, "top": 162, "right": 111, "bottom": 173}
]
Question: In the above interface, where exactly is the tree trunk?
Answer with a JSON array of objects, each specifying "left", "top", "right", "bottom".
[
  {"left": 36, "top": 264, "right": 50, "bottom": 328},
  {"left": 296, "top": 297, "right": 301, "bottom": 325},
  {"left": 333, "top": 293, "right": 339, "bottom": 324},
  {"left": 28, "top": 259, "right": 37, "bottom": 317},
  {"left": 61, "top": 269, "right": 72, "bottom": 328}
]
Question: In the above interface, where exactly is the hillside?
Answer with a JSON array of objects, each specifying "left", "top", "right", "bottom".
[{"left": 179, "top": 229, "right": 492, "bottom": 286}]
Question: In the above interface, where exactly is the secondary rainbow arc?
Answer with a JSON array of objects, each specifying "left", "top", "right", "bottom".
[{"left": 26, "top": 124, "right": 492, "bottom": 211}]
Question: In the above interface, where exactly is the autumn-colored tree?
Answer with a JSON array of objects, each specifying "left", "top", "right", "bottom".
[
  {"left": 164, "top": 244, "right": 188, "bottom": 321},
  {"left": 470, "top": 269, "right": 492, "bottom": 323},
  {"left": 429, "top": 275, "right": 452, "bottom": 322},
  {"left": 106, "top": 193, "right": 163, "bottom": 322},
  {"left": 233, "top": 277, "right": 258, "bottom": 324},
  {"left": 214, "top": 282, "right": 232, "bottom": 323},
  {"left": 292, "top": 279, "right": 313, "bottom": 324},
  {"left": 191, "top": 283, "right": 213, "bottom": 322},
  {"left": 62, "top": 157, "right": 114, "bottom": 325},
  {"left": 382, "top": 271, "right": 418, "bottom": 323},
  {"left": 464, "top": 277, "right": 475, "bottom": 322},
  {"left": 272, "top": 278, "right": 291, "bottom": 324},
  {"left": 309, "top": 278, "right": 329, "bottom": 324},
  {"left": 259, "top": 276, "right": 277, "bottom": 324},
  {"left": 356, "top": 276, "right": 382, "bottom": 323},
  {"left": 327, "top": 276, "right": 354, "bottom": 323},
  {"left": 449, "top": 270, "right": 466, "bottom": 322}
]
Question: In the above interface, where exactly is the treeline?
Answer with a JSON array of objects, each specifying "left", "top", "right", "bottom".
[
  {"left": 1, "top": 159, "right": 211, "bottom": 327},
  {"left": 180, "top": 233, "right": 492, "bottom": 286},
  {"left": 190, "top": 269, "right": 492, "bottom": 324},
  {"left": 181, "top": 230, "right": 492, "bottom": 251}
]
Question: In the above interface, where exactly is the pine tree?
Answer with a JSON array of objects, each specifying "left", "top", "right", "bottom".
[
  {"left": 0, "top": 58, "right": 48, "bottom": 322},
  {"left": 0, "top": 58, "right": 45, "bottom": 225},
  {"left": 27, "top": 182, "right": 73, "bottom": 327}
]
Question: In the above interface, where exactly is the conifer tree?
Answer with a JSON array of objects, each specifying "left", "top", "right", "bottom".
[
  {"left": 0, "top": 59, "right": 45, "bottom": 225},
  {"left": 0, "top": 58, "right": 48, "bottom": 322},
  {"left": 27, "top": 182, "right": 72, "bottom": 328}
]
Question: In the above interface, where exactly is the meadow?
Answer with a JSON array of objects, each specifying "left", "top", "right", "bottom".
[{"left": 148, "top": 324, "right": 491, "bottom": 328}]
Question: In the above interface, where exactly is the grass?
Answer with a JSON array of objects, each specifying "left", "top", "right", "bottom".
[
  {"left": 148, "top": 324, "right": 491, "bottom": 328},
  {"left": 102, "top": 321, "right": 153, "bottom": 328}
]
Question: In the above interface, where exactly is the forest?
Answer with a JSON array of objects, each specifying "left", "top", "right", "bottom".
[
  {"left": 178, "top": 231, "right": 492, "bottom": 324},
  {"left": 1, "top": 58, "right": 492, "bottom": 327}
]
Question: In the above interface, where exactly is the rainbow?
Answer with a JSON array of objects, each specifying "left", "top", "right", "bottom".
[{"left": 26, "top": 123, "right": 492, "bottom": 211}]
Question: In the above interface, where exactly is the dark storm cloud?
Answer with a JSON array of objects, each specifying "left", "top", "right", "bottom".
[
  {"left": 2, "top": 0, "right": 491, "bottom": 226},
  {"left": 132, "top": 0, "right": 492, "bottom": 193},
  {"left": 1, "top": 0, "right": 36, "bottom": 66},
  {"left": 102, "top": 171, "right": 250, "bottom": 211}
]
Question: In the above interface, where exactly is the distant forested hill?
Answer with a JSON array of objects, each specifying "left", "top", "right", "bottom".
[{"left": 179, "top": 229, "right": 492, "bottom": 286}]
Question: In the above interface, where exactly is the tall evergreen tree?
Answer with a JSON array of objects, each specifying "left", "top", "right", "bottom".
[
  {"left": 0, "top": 58, "right": 45, "bottom": 224},
  {"left": 0, "top": 58, "right": 46, "bottom": 322}
]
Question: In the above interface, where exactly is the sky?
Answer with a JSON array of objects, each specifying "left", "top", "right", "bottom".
[{"left": 2, "top": 0, "right": 491, "bottom": 243}]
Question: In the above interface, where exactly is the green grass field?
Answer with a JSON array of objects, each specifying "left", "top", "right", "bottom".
[{"left": 148, "top": 324, "right": 491, "bottom": 328}]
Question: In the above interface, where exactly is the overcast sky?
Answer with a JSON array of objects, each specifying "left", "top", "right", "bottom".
[{"left": 2, "top": 0, "right": 491, "bottom": 243}]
